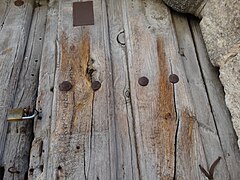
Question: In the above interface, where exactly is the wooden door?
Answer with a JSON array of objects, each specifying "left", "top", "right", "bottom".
[{"left": 0, "top": 0, "right": 239, "bottom": 179}]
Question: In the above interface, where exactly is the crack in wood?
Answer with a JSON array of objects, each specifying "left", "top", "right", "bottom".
[{"left": 0, "top": 166, "right": 5, "bottom": 180}]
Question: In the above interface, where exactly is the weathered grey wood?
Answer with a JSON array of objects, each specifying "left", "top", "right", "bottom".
[
  {"left": 106, "top": 0, "right": 140, "bottom": 179},
  {"left": 29, "top": 0, "right": 116, "bottom": 179},
  {"left": 2, "top": 0, "right": 237, "bottom": 179},
  {"left": 122, "top": 0, "right": 211, "bottom": 179},
  {"left": 173, "top": 13, "right": 230, "bottom": 179},
  {"left": 1, "top": 1, "right": 48, "bottom": 179},
  {"left": 28, "top": 1, "right": 60, "bottom": 179},
  {"left": 0, "top": 0, "right": 34, "bottom": 170},
  {"left": 122, "top": 0, "right": 178, "bottom": 179},
  {"left": 190, "top": 18, "right": 240, "bottom": 179},
  {"left": 0, "top": 0, "right": 10, "bottom": 27},
  {"left": 172, "top": 13, "right": 231, "bottom": 179}
]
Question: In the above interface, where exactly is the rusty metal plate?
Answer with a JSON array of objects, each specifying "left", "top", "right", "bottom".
[{"left": 73, "top": 1, "right": 94, "bottom": 26}]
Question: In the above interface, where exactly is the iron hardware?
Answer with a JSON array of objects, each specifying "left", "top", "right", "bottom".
[
  {"left": 14, "top": 0, "right": 24, "bottom": 6},
  {"left": 169, "top": 74, "right": 179, "bottom": 84},
  {"left": 199, "top": 156, "right": 221, "bottom": 180},
  {"left": 91, "top": 81, "right": 101, "bottom": 91},
  {"left": 117, "top": 31, "right": 126, "bottom": 46},
  {"left": 73, "top": 1, "right": 94, "bottom": 26},
  {"left": 8, "top": 167, "right": 20, "bottom": 174},
  {"left": 138, "top": 77, "right": 149, "bottom": 86}
]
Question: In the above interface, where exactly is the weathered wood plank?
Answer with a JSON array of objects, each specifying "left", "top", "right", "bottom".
[
  {"left": 172, "top": 13, "right": 232, "bottom": 179},
  {"left": 190, "top": 18, "right": 240, "bottom": 179},
  {"left": 122, "top": 0, "right": 178, "bottom": 179},
  {"left": 0, "top": 0, "right": 10, "bottom": 27},
  {"left": 1, "top": 1, "right": 48, "bottom": 179},
  {"left": 0, "top": 0, "right": 34, "bottom": 169},
  {"left": 28, "top": 1, "right": 60, "bottom": 179},
  {"left": 82, "top": 1, "right": 115, "bottom": 179},
  {"left": 122, "top": 0, "right": 209, "bottom": 179},
  {"left": 30, "top": 0, "right": 115, "bottom": 179},
  {"left": 106, "top": 0, "right": 140, "bottom": 179}
]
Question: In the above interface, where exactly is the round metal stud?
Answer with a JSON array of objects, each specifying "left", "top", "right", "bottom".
[
  {"left": 14, "top": 0, "right": 24, "bottom": 6},
  {"left": 169, "top": 74, "right": 179, "bottom": 84},
  {"left": 91, "top": 81, "right": 101, "bottom": 91},
  {"left": 138, "top": 77, "right": 149, "bottom": 86},
  {"left": 59, "top": 81, "right": 73, "bottom": 92}
]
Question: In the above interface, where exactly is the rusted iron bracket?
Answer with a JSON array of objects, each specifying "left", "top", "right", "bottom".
[
  {"left": 8, "top": 167, "right": 20, "bottom": 174},
  {"left": 199, "top": 156, "right": 221, "bottom": 180},
  {"left": 73, "top": 1, "right": 94, "bottom": 26}
]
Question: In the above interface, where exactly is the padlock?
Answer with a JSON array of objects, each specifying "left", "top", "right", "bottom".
[{"left": 7, "top": 108, "right": 39, "bottom": 122}]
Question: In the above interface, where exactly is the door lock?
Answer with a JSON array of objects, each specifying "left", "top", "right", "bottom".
[{"left": 7, "top": 108, "right": 39, "bottom": 122}]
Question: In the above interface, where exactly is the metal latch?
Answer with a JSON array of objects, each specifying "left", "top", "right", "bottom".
[{"left": 7, "top": 108, "right": 39, "bottom": 122}]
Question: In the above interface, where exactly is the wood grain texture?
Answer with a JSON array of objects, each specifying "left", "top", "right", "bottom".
[
  {"left": 28, "top": 1, "right": 60, "bottom": 179},
  {"left": 0, "top": 0, "right": 239, "bottom": 179},
  {"left": 0, "top": 0, "right": 34, "bottom": 170},
  {"left": 29, "top": 0, "right": 115, "bottom": 179},
  {"left": 172, "top": 13, "right": 232, "bottom": 179},
  {"left": 2, "top": 1, "right": 48, "bottom": 179},
  {"left": 190, "top": 18, "right": 240, "bottom": 179},
  {"left": 106, "top": 0, "right": 141, "bottom": 179},
  {"left": 122, "top": 1, "right": 178, "bottom": 179}
]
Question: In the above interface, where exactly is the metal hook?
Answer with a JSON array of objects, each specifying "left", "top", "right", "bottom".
[
  {"left": 8, "top": 167, "right": 20, "bottom": 174},
  {"left": 22, "top": 109, "right": 39, "bottom": 120},
  {"left": 117, "top": 31, "right": 126, "bottom": 46}
]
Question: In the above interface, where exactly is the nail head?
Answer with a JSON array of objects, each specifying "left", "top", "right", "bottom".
[
  {"left": 91, "top": 81, "right": 101, "bottom": 91},
  {"left": 169, "top": 74, "right": 179, "bottom": 84},
  {"left": 138, "top": 77, "right": 149, "bottom": 86},
  {"left": 59, "top": 81, "right": 73, "bottom": 91},
  {"left": 14, "top": 0, "right": 24, "bottom": 6}
]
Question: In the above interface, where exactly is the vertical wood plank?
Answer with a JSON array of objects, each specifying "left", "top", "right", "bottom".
[
  {"left": 122, "top": 0, "right": 178, "bottom": 179},
  {"left": 106, "top": 0, "right": 140, "bottom": 179},
  {"left": 30, "top": 0, "right": 116, "bottom": 179},
  {"left": 172, "top": 13, "right": 231, "bottom": 179},
  {"left": 28, "top": 1, "right": 60, "bottom": 179},
  {"left": 190, "top": 18, "right": 240, "bottom": 179},
  {"left": 2, "top": 1, "right": 48, "bottom": 179},
  {"left": 0, "top": 0, "right": 34, "bottom": 168}
]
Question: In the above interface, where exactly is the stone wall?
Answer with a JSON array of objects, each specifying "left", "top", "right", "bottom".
[
  {"left": 163, "top": 0, "right": 240, "bottom": 147},
  {"left": 200, "top": 0, "right": 240, "bottom": 147}
]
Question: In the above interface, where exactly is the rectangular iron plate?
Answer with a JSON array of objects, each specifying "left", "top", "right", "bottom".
[{"left": 73, "top": 1, "right": 94, "bottom": 26}]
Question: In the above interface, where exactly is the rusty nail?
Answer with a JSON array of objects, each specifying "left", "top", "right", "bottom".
[
  {"left": 8, "top": 167, "right": 20, "bottom": 174},
  {"left": 91, "top": 81, "right": 101, "bottom": 91},
  {"left": 14, "top": 0, "right": 24, "bottom": 6},
  {"left": 169, "top": 74, "right": 179, "bottom": 84},
  {"left": 59, "top": 81, "right": 73, "bottom": 92},
  {"left": 138, "top": 77, "right": 149, "bottom": 86},
  {"left": 70, "top": 45, "right": 75, "bottom": 51}
]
